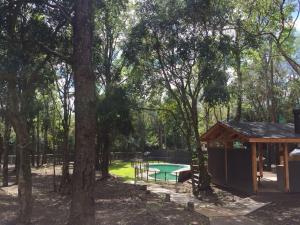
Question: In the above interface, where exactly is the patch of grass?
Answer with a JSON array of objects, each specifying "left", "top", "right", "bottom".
[
  {"left": 109, "top": 161, "right": 135, "bottom": 181},
  {"left": 109, "top": 160, "right": 168, "bottom": 181}
]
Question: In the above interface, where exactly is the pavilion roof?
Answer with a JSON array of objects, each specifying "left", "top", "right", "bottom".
[{"left": 201, "top": 121, "right": 300, "bottom": 143}]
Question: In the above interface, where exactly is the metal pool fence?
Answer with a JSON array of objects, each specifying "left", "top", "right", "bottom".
[{"left": 131, "top": 160, "right": 182, "bottom": 183}]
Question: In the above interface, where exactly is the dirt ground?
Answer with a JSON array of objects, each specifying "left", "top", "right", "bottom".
[
  {"left": 1, "top": 165, "right": 300, "bottom": 225},
  {"left": 247, "top": 193, "right": 300, "bottom": 225},
  {"left": 0, "top": 166, "right": 209, "bottom": 225}
]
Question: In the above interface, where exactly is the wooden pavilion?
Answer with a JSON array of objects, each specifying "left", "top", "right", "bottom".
[{"left": 201, "top": 118, "right": 300, "bottom": 193}]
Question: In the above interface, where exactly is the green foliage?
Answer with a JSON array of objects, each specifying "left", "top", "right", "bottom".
[
  {"left": 125, "top": 0, "right": 231, "bottom": 152},
  {"left": 97, "top": 87, "right": 133, "bottom": 136},
  {"left": 0, "top": 0, "right": 299, "bottom": 166}
]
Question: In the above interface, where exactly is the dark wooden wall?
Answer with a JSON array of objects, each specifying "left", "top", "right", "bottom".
[
  {"left": 289, "top": 161, "right": 300, "bottom": 192},
  {"left": 227, "top": 148, "right": 253, "bottom": 193},
  {"left": 208, "top": 147, "right": 253, "bottom": 193},
  {"left": 208, "top": 148, "right": 225, "bottom": 185}
]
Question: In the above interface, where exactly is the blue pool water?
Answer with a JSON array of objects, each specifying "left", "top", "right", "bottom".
[{"left": 148, "top": 163, "right": 190, "bottom": 181}]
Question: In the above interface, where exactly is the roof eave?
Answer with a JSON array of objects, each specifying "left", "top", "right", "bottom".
[{"left": 249, "top": 138, "right": 300, "bottom": 143}]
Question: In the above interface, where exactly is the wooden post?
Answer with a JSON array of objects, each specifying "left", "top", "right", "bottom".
[
  {"left": 186, "top": 202, "right": 194, "bottom": 211},
  {"left": 251, "top": 143, "right": 258, "bottom": 193},
  {"left": 134, "top": 167, "right": 137, "bottom": 184},
  {"left": 146, "top": 169, "right": 149, "bottom": 182},
  {"left": 164, "top": 193, "right": 171, "bottom": 202},
  {"left": 258, "top": 144, "right": 263, "bottom": 178},
  {"left": 283, "top": 143, "right": 290, "bottom": 192},
  {"left": 279, "top": 144, "right": 284, "bottom": 165}
]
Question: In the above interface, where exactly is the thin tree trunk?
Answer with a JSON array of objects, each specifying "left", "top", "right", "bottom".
[
  {"left": 59, "top": 78, "right": 72, "bottom": 193},
  {"left": 15, "top": 142, "right": 20, "bottom": 184},
  {"left": 101, "top": 132, "right": 110, "bottom": 179},
  {"left": 68, "top": 0, "right": 96, "bottom": 224},
  {"left": 42, "top": 125, "right": 48, "bottom": 165},
  {"left": 164, "top": 125, "right": 167, "bottom": 150},
  {"left": 158, "top": 122, "right": 163, "bottom": 150},
  {"left": 2, "top": 119, "right": 11, "bottom": 187},
  {"left": 213, "top": 107, "right": 219, "bottom": 121},
  {"left": 235, "top": 58, "right": 242, "bottom": 121},
  {"left": 53, "top": 145, "right": 57, "bottom": 192},
  {"left": 95, "top": 128, "right": 101, "bottom": 171},
  {"left": 36, "top": 113, "right": 40, "bottom": 167},
  {"left": 276, "top": 42, "right": 300, "bottom": 76},
  {"left": 59, "top": 127, "right": 71, "bottom": 194},
  {"left": 269, "top": 41, "right": 276, "bottom": 123},
  {"left": 227, "top": 104, "right": 230, "bottom": 121},
  {"left": 204, "top": 106, "right": 210, "bottom": 132}
]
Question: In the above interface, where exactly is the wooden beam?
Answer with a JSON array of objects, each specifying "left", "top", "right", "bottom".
[
  {"left": 200, "top": 123, "right": 223, "bottom": 141},
  {"left": 251, "top": 143, "right": 258, "bottom": 193},
  {"left": 217, "top": 130, "right": 236, "bottom": 143},
  {"left": 249, "top": 138, "right": 300, "bottom": 143},
  {"left": 258, "top": 144, "right": 263, "bottom": 178},
  {"left": 283, "top": 143, "right": 290, "bottom": 192},
  {"left": 218, "top": 122, "right": 250, "bottom": 140},
  {"left": 201, "top": 122, "right": 250, "bottom": 142},
  {"left": 214, "top": 132, "right": 224, "bottom": 140},
  {"left": 217, "top": 132, "right": 249, "bottom": 143}
]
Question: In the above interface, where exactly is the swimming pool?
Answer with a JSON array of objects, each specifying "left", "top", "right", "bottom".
[{"left": 148, "top": 163, "right": 190, "bottom": 181}]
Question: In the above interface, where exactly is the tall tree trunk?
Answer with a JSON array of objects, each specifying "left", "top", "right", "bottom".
[
  {"left": 6, "top": 2, "right": 32, "bottom": 223},
  {"left": 235, "top": 55, "right": 242, "bottom": 122},
  {"left": 185, "top": 130, "right": 193, "bottom": 152},
  {"left": 191, "top": 99, "right": 210, "bottom": 192},
  {"left": 68, "top": 0, "right": 96, "bottom": 224},
  {"left": 30, "top": 122, "right": 35, "bottom": 167},
  {"left": 15, "top": 142, "right": 20, "bottom": 184},
  {"left": 0, "top": 134, "right": 3, "bottom": 165},
  {"left": 234, "top": 22, "right": 242, "bottom": 122},
  {"left": 269, "top": 41, "right": 276, "bottom": 123},
  {"left": 8, "top": 80, "right": 32, "bottom": 224},
  {"left": 2, "top": 119, "right": 11, "bottom": 187},
  {"left": 16, "top": 132, "right": 33, "bottom": 225}
]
